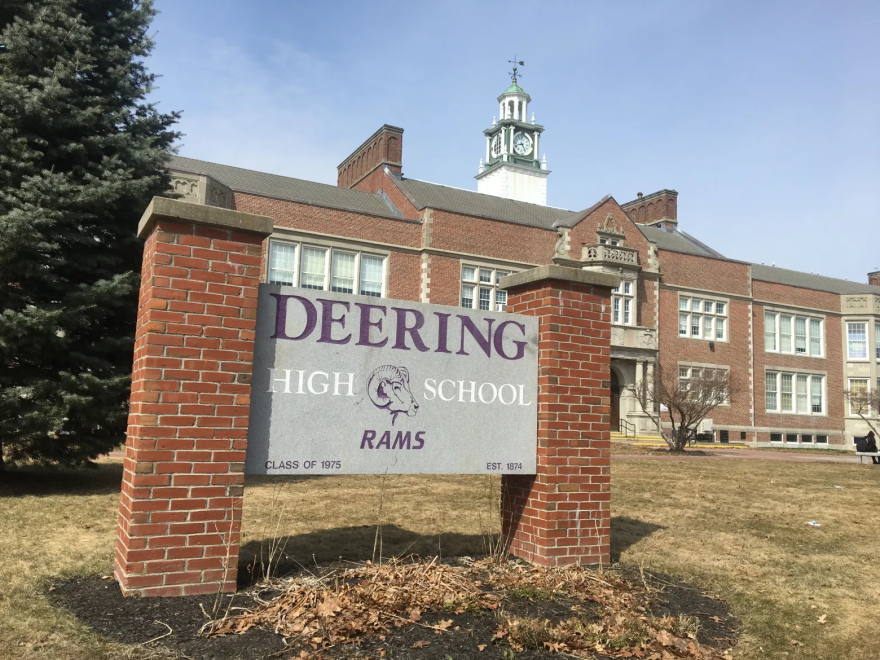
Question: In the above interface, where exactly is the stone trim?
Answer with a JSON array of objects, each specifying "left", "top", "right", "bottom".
[
  {"left": 138, "top": 197, "right": 273, "bottom": 240},
  {"left": 498, "top": 264, "right": 619, "bottom": 291}
]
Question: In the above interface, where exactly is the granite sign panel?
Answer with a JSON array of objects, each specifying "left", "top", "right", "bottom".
[{"left": 245, "top": 285, "right": 538, "bottom": 475}]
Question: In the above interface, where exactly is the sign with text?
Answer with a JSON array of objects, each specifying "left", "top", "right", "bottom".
[{"left": 245, "top": 285, "right": 538, "bottom": 475}]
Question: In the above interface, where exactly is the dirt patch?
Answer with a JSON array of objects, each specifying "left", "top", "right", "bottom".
[{"left": 49, "top": 559, "right": 738, "bottom": 659}]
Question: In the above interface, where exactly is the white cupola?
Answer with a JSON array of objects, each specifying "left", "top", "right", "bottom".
[{"left": 475, "top": 65, "right": 549, "bottom": 206}]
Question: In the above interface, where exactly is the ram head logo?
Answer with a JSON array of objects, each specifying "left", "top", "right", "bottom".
[{"left": 367, "top": 365, "right": 419, "bottom": 425}]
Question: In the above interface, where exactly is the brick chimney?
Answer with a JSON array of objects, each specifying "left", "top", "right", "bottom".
[
  {"left": 337, "top": 125, "right": 403, "bottom": 189},
  {"left": 869, "top": 270, "right": 880, "bottom": 287},
  {"left": 621, "top": 189, "right": 678, "bottom": 227}
]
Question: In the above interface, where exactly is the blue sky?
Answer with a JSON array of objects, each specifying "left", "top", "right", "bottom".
[{"left": 148, "top": 1, "right": 879, "bottom": 282}]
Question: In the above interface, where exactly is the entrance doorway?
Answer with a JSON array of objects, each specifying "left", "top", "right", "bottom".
[{"left": 610, "top": 369, "right": 621, "bottom": 432}]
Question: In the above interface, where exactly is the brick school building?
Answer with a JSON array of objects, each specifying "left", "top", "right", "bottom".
[{"left": 165, "top": 78, "right": 880, "bottom": 450}]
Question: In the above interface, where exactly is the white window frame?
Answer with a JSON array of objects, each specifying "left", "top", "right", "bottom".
[
  {"left": 460, "top": 263, "right": 513, "bottom": 312},
  {"left": 764, "top": 311, "right": 824, "bottom": 357},
  {"left": 267, "top": 238, "right": 387, "bottom": 297},
  {"left": 846, "top": 321, "right": 869, "bottom": 361},
  {"left": 677, "top": 295, "right": 728, "bottom": 342},
  {"left": 765, "top": 370, "right": 826, "bottom": 416},
  {"left": 612, "top": 279, "right": 636, "bottom": 326}
]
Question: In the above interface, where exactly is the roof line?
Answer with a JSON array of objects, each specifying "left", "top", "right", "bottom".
[
  {"left": 653, "top": 245, "right": 752, "bottom": 266},
  {"left": 400, "top": 176, "right": 573, "bottom": 212},
  {"left": 336, "top": 124, "right": 404, "bottom": 169},
  {"left": 557, "top": 195, "right": 614, "bottom": 227},
  {"left": 678, "top": 229, "right": 725, "bottom": 258},
  {"left": 751, "top": 264, "right": 880, "bottom": 295},
  {"left": 169, "top": 162, "right": 420, "bottom": 225}
]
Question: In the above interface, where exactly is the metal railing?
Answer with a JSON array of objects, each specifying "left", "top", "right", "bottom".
[{"left": 618, "top": 419, "right": 636, "bottom": 438}]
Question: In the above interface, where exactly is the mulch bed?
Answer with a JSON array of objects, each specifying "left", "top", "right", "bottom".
[{"left": 49, "top": 559, "right": 739, "bottom": 660}]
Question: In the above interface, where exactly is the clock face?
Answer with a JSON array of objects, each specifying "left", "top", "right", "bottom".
[{"left": 513, "top": 132, "right": 533, "bottom": 156}]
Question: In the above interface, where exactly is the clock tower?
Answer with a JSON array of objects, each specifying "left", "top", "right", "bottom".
[{"left": 475, "top": 67, "right": 549, "bottom": 205}]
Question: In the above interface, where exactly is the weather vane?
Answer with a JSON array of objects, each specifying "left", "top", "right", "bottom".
[{"left": 508, "top": 57, "right": 525, "bottom": 84}]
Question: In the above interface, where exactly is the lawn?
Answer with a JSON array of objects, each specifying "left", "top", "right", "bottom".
[{"left": 0, "top": 457, "right": 877, "bottom": 659}]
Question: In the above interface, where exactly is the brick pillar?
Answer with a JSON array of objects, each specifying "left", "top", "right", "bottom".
[
  {"left": 498, "top": 264, "right": 619, "bottom": 567},
  {"left": 869, "top": 271, "right": 880, "bottom": 287},
  {"left": 115, "top": 198, "right": 273, "bottom": 597}
]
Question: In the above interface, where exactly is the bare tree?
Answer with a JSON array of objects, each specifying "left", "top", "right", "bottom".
[
  {"left": 843, "top": 386, "right": 880, "bottom": 438},
  {"left": 627, "top": 367, "right": 734, "bottom": 452}
]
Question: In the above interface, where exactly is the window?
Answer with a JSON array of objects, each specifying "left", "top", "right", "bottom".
[
  {"left": 876, "top": 322, "right": 880, "bottom": 360},
  {"left": 612, "top": 280, "right": 635, "bottom": 325},
  {"left": 267, "top": 240, "right": 386, "bottom": 296},
  {"left": 764, "top": 312, "right": 824, "bottom": 357},
  {"left": 771, "top": 433, "right": 783, "bottom": 443},
  {"left": 268, "top": 242, "right": 297, "bottom": 286},
  {"left": 764, "top": 311, "right": 777, "bottom": 350},
  {"left": 847, "top": 322, "right": 868, "bottom": 359},
  {"left": 299, "top": 246, "right": 327, "bottom": 290},
  {"left": 816, "top": 435, "right": 828, "bottom": 444},
  {"left": 796, "top": 375, "right": 809, "bottom": 414},
  {"left": 765, "top": 371, "right": 826, "bottom": 415},
  {"left": 786, "top": 433, "right": 798, "bottom": 444},
  {"left": 765, "top": 372, "right": 777, "bottom": 410},
  {"left": 359, "top": 255, "right": 384, "bottom": 297},
  {"left": 679, "top": 366, "right": 729, "bottom": 403},
  {"left": 492, "top": 134, "right": 502, "bottom": 157},
  {"left": 802, "top": 434, "right": 813, "bottom": 444},
  {"left": 849, "top": 378, "right": 869, "bottom": 415},
  {"left": 461, "top": 264, "right": 511, "bottom": 312},
  {"left": 780, "top": 374, "right": 793, "bottom": 412},
  {"left": 795, "top": 317, "right": 807, "bottom": 354},
  {"left": 330, "top": 251, "right": 356, "bottom": 293},
  {"left": 780, "top": 315, "right": 792, "bottom": 353},
  {"left": 811, "top": 319, "right": 822, "bottom": 356},
  {"left": 811, "top": 375, "right": 824, "bottom": 414},
  {"left": 599, "top": 237, "right": 620, "bottom": 246},
  {"left": 678, "top": 296, "right": 727, "bottom": 341}
]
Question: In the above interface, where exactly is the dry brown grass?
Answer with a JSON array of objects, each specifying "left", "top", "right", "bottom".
[
  {"left": 0, "top": 457, "right": 877, "bottom": 659},
  {"left": 611, "top": 458, "right": 880, "bottom": 660}
]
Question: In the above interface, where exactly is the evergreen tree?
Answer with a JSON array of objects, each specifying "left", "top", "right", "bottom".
[{"left": 0, "top": 0, "right": 179, "bottom": 470}]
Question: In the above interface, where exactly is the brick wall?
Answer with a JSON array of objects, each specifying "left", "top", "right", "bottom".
[
  {"left": 500, "top": 268, "right": 615, "bottom": 566},
  {"left": 387, "top": 251, "right": 422, "bottom": 302},
  {"left": 351, "top": 167, "right": 420, "bottom": 219},
  {"left": 115, "top": 202, "right": 270, "bottom": 597},
  {"left": 870, "top": 271, "right": 880, "bottom": 287},
  {"left": 233, "top": 193, "right": 422, "bottom": 249},
  {"left": 569, "top": 200, "right": 655, "bottom": 275},
  {"left": 638, "top": 278, "right": 658, "bottom": 329},
  {"left": 656, "top": 288, "right": 753, "bottom": 427},
  {"left": 427, "top": 254, "right": 463, "bottom": 307},
  {"left": 751, "top": 301, "right": 845, "bottom": 437},
  {"left": 337, "top": 125, "right": 403, "bottom": 188},
  {"left": 427, "top": 209, "right": 554, "bottom": 264},
  {"left": 621, "top": 191, "right": 677, "bottom": 225},
  {"left": 752, "top": 280, "right": 840, "bottom": 313},
  {"left": 659, "top": 250, "right": 752, "bottom": 297}
]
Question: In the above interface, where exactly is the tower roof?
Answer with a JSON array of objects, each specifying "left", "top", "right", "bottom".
[{"left": 501, "top": 81, "right": 526, "bottom": 95}]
